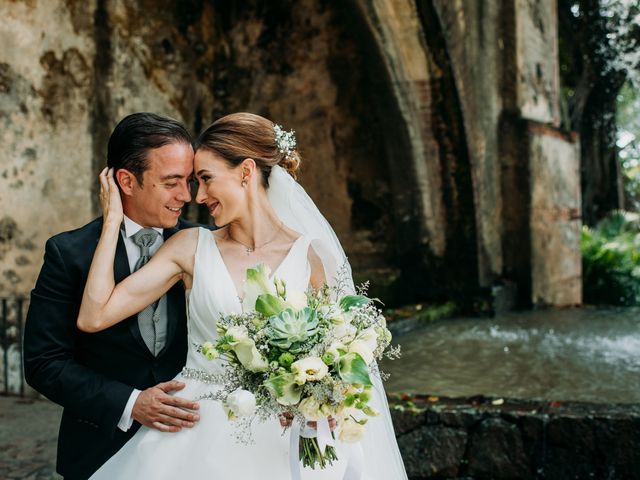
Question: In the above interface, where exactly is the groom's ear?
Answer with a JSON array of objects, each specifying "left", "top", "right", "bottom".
[{"left": 115, "top": 168, "right": 136, "bottom": 196}]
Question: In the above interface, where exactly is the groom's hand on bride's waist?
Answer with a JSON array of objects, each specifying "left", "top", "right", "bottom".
[{"left": 132, "top": 380, "right": 200, "bottom": 432}]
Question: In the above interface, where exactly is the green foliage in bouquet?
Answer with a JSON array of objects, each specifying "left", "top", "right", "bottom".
[{"left": 581, "top": 210, "right": 640, "bottom": 305}]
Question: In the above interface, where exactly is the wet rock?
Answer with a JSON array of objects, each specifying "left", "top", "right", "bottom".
[
  {"left": 467, "top": 417, "right": 532, "bottom": 479},
  {"left": 391, "top": 407, "right": 429, "bottom": 435},
  {"left": 397, "top": 424, "right": 467, "bottom": 478},
  {"left": 390, "top": 396, "right": 640, "bottom": 480},
  {"left": 547, "top": 415, "right": 595, "bottom": 451},
  {"left": 593, "top": 417, "right": 640, "bottom": 478}
]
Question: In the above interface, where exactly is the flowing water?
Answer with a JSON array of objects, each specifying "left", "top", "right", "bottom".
[{"left": 380, "top": 307, "right": 640, "bottom": 403}]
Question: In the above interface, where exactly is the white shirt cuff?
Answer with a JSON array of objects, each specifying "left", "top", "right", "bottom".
[{"left": 117, "top": 389, "right": 141, "bottom": 432}]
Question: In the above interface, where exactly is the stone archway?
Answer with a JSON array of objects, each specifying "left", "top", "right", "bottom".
[{"left": 1, "top": 0, "right": 580, "bottom": 307}]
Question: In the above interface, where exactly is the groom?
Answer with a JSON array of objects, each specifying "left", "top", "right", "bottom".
[{"left": 24, "top": 113, "right": 201, "bottom": 480}]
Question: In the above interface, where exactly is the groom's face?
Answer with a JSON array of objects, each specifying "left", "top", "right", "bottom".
[{"left": 123, "top": 142, "right": 194, "bottom": 228}]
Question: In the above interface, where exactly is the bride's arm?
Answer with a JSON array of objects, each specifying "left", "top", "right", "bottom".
[
  {"left": 77, "top": 168, "right": 194, "bottom": 333},
  {"left": 308, "top": 246, "right": 326, "bottom": 290}
]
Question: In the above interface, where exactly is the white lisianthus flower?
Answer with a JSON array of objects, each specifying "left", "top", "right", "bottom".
[
  {"left": 338, "top": 417, "right": 367, "bottom": 443},
  {"left": 291, "top": 356, "right": 329, "bottom": 384},
  {"left": 224, "top": 388, "right": 257, "bottom": 419},
  {"left": 285, "top": 290, "right": 308, "bottom": 310},
  {"left": 347, "top": 339, "right": 375, "bottom": 365}
]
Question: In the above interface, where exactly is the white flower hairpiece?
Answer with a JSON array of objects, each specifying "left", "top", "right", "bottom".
[{"left": 273, "top": 124, "right": 297, "bottom": 159}]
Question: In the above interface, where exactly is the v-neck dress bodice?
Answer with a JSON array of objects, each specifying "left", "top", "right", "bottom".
[{"left": 185, "top": 228, "right": 312, "bottom": 373}]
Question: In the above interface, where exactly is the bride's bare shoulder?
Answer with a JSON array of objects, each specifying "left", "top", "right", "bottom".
[{"left": 161, "top": 227, "right": 200, "bottom": 261}]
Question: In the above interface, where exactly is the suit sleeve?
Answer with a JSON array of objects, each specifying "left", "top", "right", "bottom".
[{"left": 23, "top": 237, "right": 134, "bottom": 436}]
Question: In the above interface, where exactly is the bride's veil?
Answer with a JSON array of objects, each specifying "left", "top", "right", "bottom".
[{"left": 267, "top": 165, "right": 408, "bottom": 479}]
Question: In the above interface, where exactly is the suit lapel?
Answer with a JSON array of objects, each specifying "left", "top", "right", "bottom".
[
  {"left": 114, "top": 233, "right": 130, "bottom": 283},
  {"left": 162, "top": 225, "right": 182, "bottom": 351},
  {"left": 116, "top": 231, "right": 150, "bottom": 353}
]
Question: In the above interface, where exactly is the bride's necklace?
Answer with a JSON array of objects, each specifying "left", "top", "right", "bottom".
[{"left": 226, "top": 222, "right": 284, "bottom": 255}]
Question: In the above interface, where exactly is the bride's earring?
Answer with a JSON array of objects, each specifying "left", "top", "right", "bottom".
[{"left": 241, "top": 177, "right": 247, "bottom": 187}]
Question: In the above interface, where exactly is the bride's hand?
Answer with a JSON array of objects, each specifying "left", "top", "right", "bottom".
[
  {"left": 307, "top": 416, "right": 337, "bottom": 432},
  {"left": 279, "top": 412, "right": 337, "bottom": 432},
  {"left": 99, "top": 167, "right": 123, "bottom": 227}
]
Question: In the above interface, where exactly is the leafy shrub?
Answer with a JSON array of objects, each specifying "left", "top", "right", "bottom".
[{"left": 581, "top": 210, "right": 640, "bottom": 305}]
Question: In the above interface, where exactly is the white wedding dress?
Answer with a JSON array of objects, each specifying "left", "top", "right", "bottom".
[{"left": 91, "top": 227, "right": 407, "bottom": 479}]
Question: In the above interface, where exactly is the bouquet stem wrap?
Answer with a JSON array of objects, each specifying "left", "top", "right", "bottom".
[{"left": 289, "top": 418, "right": 364, "bottom": 480}]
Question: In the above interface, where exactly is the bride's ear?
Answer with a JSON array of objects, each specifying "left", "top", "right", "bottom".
[
  {"left": 115, "top": 168, "right": 136, "bottom": 196},
  {"left": 239, "top": 158, "right": 256, "bottom": 185}
]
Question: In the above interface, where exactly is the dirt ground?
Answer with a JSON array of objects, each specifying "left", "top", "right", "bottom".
[{"left": 0, "top": 396, "right": 61, "bottom": 480}]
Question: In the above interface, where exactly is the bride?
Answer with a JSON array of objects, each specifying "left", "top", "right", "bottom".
[{"left": 77, "top": 112, "right": 407, "bottom": 479}]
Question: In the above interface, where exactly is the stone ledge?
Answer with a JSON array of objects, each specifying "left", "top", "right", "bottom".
[{"left": 388, "top": 393, "right": 640, "bottom": 480}]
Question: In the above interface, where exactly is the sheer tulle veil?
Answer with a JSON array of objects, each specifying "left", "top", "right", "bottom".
[{"left": 267, "top": 165, "right": 408, "bottom": 479}]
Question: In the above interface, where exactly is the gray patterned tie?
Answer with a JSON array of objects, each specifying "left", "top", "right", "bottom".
[{"left": 132, "top": 228, "right": 162, "bottom": 355}]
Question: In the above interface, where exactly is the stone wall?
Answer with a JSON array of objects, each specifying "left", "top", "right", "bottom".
[
  {"left": 432, "top": 0, "right": 504, "bottom": 287},
  {"left": 390, "top": 394, "right": 640, "bottom": 479},
  {"left": 529, "top": 124, "right": 581, "bottom": 306},
  {"left": 0, "top": 0, "right": 402, "bottom": 297},
  {"left": 0, "top": 1, "right": 96, "bottom": 296},
  {"left": 0, "top": 0, "right": 582, "bottom": 307}
]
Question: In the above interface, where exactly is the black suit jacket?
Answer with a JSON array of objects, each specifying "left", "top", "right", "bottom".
[{"left": 24, "top": 217, "right": 196, "bottom": 479}]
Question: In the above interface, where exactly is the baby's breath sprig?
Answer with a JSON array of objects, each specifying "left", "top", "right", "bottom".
[{"left": 273, "top": 124, "right": 297, "bottom": 159}]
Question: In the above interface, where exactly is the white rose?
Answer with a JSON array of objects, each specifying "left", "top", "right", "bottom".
[
  {"left": 291, "top": 357, "right": 329, "bottom": 384},
  {"left": 286, "top": 290, "right": 308, "bottom": 310},
  {"left": 320, "top": 305, "right": 345, "bottom": 324},
  {"left": 359, "top": 326, "right": 378, "bottom": 343},
  {"left": 333, "top": 323, "right": 357, "bottom": 343},
  {"left": 357, "top": 327, "right": 379, "bottom": 352},
  {"left": 338, "top": 417, "right": 367, "bottom": 443},
  {"left": 348, "top": 340, "right": 375, "bottom": 365},
  {"left": 225, "top": 388, "right": 257, "bottom": 419},
  {"left": 298, "top": 396, "right": 324, "bottom": 421}
]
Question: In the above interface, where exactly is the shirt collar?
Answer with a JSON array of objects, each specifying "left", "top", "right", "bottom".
[{"left": 122, "top": 215, "right": 163, "bottom": 239}]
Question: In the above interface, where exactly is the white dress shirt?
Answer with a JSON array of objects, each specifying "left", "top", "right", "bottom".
[{"left": 117, "top": 215, "right": 164, "bottom": 432}]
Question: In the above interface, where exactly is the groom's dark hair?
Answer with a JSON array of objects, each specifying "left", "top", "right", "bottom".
[{"left": 107, "top": 112, "right": 192, "bottom": 185}]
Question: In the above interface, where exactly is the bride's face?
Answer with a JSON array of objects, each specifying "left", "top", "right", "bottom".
[{"left": 194, "top": 149, "right": 247, "bottom": 226}]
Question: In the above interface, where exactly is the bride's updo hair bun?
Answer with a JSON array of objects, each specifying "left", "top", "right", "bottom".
[
  {"left": 194, "top": 112, "right": 301, "bottom": 186},
  {"left": 278, "top": 149, "right": 301, "bottom": 179}
]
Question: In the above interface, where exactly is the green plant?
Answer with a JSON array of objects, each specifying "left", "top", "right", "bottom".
[{"left": 581, "top": 210, "right": 640, "bottom": 305}]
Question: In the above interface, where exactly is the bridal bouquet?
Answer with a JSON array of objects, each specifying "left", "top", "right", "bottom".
[{"left": 196, "top": 264, "right": 399, "bottom": 470}]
